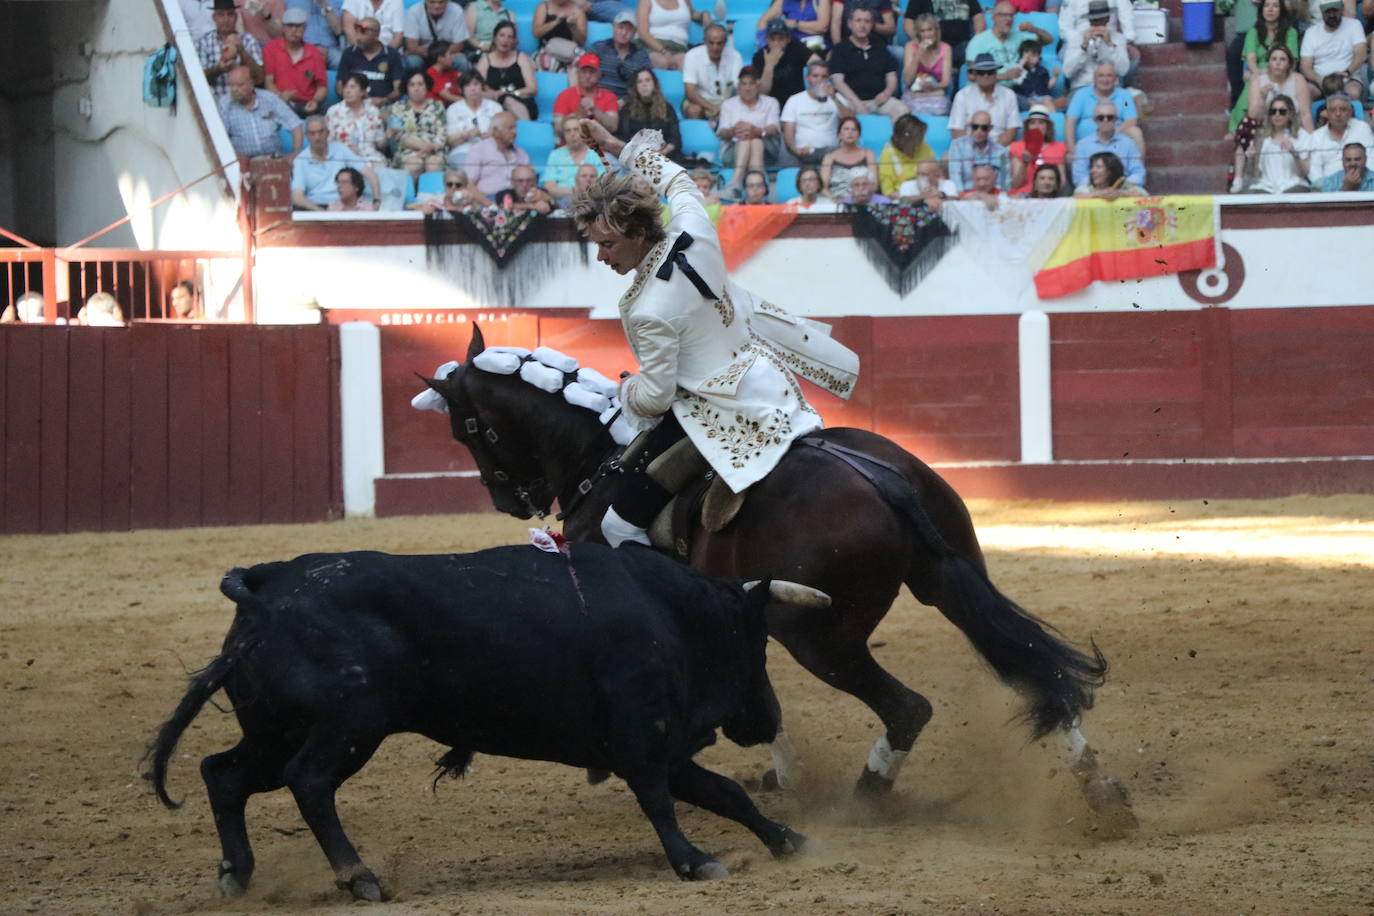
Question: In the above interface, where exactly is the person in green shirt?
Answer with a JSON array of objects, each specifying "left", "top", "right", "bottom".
[{"left": 1223, "top": 0, "right": 1301, "bottom": 104}]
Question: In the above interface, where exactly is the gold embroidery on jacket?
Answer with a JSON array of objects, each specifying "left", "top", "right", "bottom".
[
  {"left": 680, "top": 392, "right": 796, "bottom": 469},
  {"left": 748, "top": 329, "right": 852, "bottom": 396}
]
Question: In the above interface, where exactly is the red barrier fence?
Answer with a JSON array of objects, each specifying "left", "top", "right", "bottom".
[{"left": 0, "top": 323, "right": 341, "bottom": 535}]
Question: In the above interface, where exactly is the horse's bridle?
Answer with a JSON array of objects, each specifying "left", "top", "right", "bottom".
[
  {"left": 447, "top": 379, "right": 554, "bottom": 520},
  {"left": 448, "top": 367, "right": 621, "bottom": 522}
]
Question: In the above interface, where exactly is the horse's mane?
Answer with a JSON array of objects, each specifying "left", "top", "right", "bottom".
[{"left": 463, "top": 359, "right": 611, "bottom": 458}]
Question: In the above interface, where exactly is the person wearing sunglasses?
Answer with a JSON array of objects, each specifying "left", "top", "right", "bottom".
[
  {"left": 1232, "top": 93, "right": 1311, "bottom": 193},
  {"left": 942, "top": 109, "right": 1011, "bottom": 192},
  {"left": 1069, "top": 99, "right": 1144, "bottom": 190},
  {"left": 419, "top": 168, "right": 492, "bottom": 213}
]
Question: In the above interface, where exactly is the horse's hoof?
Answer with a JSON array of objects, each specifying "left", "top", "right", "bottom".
[
  {"left": 769, "top": 827, "right": 811, "bottom": 858},
  {"left": 216, "top": 861, "right": 247, "bottom": 897},
  {"left": 344, "top": 873, "right": 386, "bottom": 902},
  {"left": 691, "top": 861, "right": 730, "bottom": 880},
  {"left": 216, "top": 872, "right": 247, "bottom": 898},
  {"left": 1083, "top": 775, "right": 1139, "bottom": 837},
  {"left": 586, "top": 768, "right": 612, "bottom": 785},
  {"left": 853, "top": 766, "right": 894, "bottom": 798}
]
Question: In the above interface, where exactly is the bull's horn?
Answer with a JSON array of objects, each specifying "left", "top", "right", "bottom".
[{"left": 743, "top": 580, "right": 832, "bottom": 609}]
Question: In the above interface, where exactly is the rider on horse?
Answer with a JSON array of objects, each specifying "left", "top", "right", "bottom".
[{"left": 569, "top": 120, "right": 860, "bottom": 548}]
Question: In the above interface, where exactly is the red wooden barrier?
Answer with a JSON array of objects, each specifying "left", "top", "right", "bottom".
[
  {"left": 0, "top": 324, "right": 342, "bottom": 535},
  {"left": 1050, "top": 306, "right": 1374, "bottom": 461}
]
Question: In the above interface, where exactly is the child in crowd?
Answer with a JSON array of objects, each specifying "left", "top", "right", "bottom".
[
  {"left": 428, "top": 41, "right": 463, "bottom": 105},
  {"left": 1011, "top": 38, "right": 1058, "bottom": 112}
]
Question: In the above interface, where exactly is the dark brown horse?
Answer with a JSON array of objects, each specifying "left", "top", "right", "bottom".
[{"left": 422, "top": 326, "right": 1135, "bottom": 826}]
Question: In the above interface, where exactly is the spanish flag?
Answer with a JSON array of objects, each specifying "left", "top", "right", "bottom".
[{"left": 1033, "top": 196, "right": 1217, "bottom": 299}]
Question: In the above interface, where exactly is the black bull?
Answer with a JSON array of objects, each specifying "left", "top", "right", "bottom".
[{"left": 148, "top": 544, "right": 829, "bottom": 900}]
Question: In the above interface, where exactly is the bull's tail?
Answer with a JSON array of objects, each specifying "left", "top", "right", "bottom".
[
  {"left": 868, "top": 460, "right": 1107, "bottom": 739},
  {"left": 145, "top": 567, "right": 261, "bottom": 809}
]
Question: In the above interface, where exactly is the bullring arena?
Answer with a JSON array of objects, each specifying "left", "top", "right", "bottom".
[
  {"left": 5, "top": 0, "right": 1374, "bottom": 908},
  {"left": 3, "top": 495, "right": 1371, "bottom": 914}
]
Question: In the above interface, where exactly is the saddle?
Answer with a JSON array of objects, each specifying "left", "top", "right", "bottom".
[{"left": 641, "top": 437, "right": 746, "bottom": 560}]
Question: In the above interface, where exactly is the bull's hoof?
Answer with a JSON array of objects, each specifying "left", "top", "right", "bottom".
[
  {"left": 1082, "top": 775, "right": 1139, "bottom": 837},
  {"left": 769, "top": 827, "right": 811, "bottom": 859},
  {"left": 216, "top": 861, "right": 248, "bottom": 897},
  {"left": 759, "top": 768, "right": 782, "bottom": 792},
  {"left": 341, "top": 873, "right": 386, "bottom": 902},
  {"left": 690, "top": 861, "right": 730, "bottom": 881},
  {"left": 586, "top": 768, "right": 612, "bottom": 785},
  {"left": 853, "top": 766, "right": 894, "bottom": 798}
]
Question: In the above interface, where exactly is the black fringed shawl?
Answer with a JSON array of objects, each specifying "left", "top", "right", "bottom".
[
  {"left": 423, "top": 209, "right": 588, "bottom": 307},
  {"left": 846, "top": 202, "right": 957, "bottom": 297}
]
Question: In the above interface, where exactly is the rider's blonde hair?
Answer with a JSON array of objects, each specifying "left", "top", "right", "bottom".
[{"left": 568, "top": 172, "right": 667, "bottom": 246}]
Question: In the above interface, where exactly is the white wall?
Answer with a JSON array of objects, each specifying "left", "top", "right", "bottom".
[
  {"left": 250, "top": 218, "right": 1374, "bottom": 321},
  {"left": 5, "top": 0, "right": 240, "bottom": 250}
]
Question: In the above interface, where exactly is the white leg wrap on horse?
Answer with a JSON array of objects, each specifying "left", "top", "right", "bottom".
[
  {"left": 768, "top": 732, "right": 803, "bottom": 790},
  {"left": 1056, "top": 725, "right": 1089, "bottom": 763},
  {"left": 1057, "top": 723, "right": 1099, "bottom": 778},
  {"left": 601, "top": 507, "right": 651, "bottom": 548},
  {"left": 865, "top": 735, "right": 909, "bottom": 782}
]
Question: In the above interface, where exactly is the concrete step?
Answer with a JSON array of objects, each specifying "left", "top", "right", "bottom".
[
  {"left": 1145, "top": 139, "right": 1233, "bottom": 167},
  {"left": 1145, "top": 112, "right": 1228, "bottom": 144},
  {"left": 1136, "top": 41, "right": 1226, "bottom": 67},
  {"left": 1142, "top": 88, "right": 1231, "bottom": 116},
  {"left": 1145, "top": 164, "right": 1229, "bottom": 193},
  {"left": 1134, "top": 65, "right": 1226, "bottom": 93}
]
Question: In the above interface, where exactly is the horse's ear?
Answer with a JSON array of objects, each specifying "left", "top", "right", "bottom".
[{"left": 467, "top": 324, "right": 486, "bottom": 362}]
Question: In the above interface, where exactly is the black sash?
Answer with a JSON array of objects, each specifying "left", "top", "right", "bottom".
[{"left": 654, "top": 231, "right": 719, "bottom": 301}]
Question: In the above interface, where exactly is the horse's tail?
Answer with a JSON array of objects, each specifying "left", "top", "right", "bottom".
[
  {"left": 867, "top": 461, "right": 1107, "bottom": 739},
  {"left": 144, "top": 568, "right": 262, "bottom": 809}
]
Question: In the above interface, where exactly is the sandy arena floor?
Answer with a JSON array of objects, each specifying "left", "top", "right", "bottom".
[{"left": 1, "top": 496, "right": 1371, "bottom": 915}]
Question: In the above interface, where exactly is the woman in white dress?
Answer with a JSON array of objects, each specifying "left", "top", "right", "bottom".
[
  {"left": 1233, "top": 93, "right": 1310, "bottom": 194},
  {"left": 636, "top": 0, "right": 709, "bottom": 69}
]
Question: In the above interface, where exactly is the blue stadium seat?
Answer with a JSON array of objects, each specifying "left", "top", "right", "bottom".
[
  {"left": 587, "top": 20, "right": 613, "bottom": 45},
  {"left": 857, "top": 113, "right": 892, "bottom": 154},
  {"left": 773, "top": 166, "right": 800, "bottom": 202},
  {"left": 731, "top": 21, "right": 760, "bottom": 58},
  {"left": 418, "top": 171, "right": 445, "bottom": 195},
  {"left": 923, "top": 115, "right": 951, "bottom": 158},
  {"left": 1015, "top": 11, "right": 1059, "bottom": 49},
  {"left": 680, "top": 118, "right": 719, "bottom": 161},
  {"left": 516, "top": 119, "right": 557, "bottom": 166},
  {"left": 327, "top": 70, "right": 339, "bottom": 106},
  {"left": 535, "top": 70, "right": 567, "bottom": 120},
  {"left": 688, "top": 19, "right": 705, "bottom": 45},
  {"left": 1050, "top": 110, "right": 1066, "bottom": 140},
  {"left": 515, "top": 14, "right": 539, "bottom": 55},
  {"left": 404, "top": 0, "right": 423, "bottom": 6},
  {"left": 656, "top": 68, "right": 686, "bottom": 111},
  {"left": 278, "top": 126, "right": 295, "bottom": 155},
  {"left": 505, "top": 0, "right": 543, "bottom": 18},
  {"left": 404, "top": 172, "right": 418, "bottom": 204}
]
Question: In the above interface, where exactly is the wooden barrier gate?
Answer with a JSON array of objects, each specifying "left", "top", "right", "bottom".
[{"left": 0, "top": 323, "right": 341, "bottom": 535}]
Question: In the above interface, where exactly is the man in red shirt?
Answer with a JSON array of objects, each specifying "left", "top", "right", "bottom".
[
  {"left": 263, "top": 7, "right": 327, "bottom": 117},
  {"left": 552, "top": 53, "right": 619, "bottom": 137}
]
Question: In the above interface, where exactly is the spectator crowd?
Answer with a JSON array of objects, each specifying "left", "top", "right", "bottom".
[{"left": 192, "top": 0, "right": 1374, "bottom": 208}]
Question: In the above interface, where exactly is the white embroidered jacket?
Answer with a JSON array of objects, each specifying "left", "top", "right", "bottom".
[{"left": 615, "top": 132, "right": 860, "bottom": 493}]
